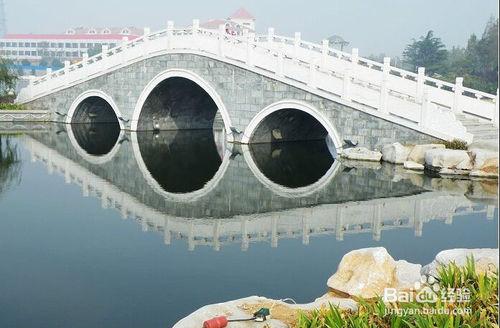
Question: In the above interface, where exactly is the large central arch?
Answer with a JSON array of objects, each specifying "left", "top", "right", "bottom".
[{"left": 130, "top": 69, "right": 234, "bottom": 142}]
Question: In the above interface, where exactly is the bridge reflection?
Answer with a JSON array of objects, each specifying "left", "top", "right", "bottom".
[{"left": 24, "top": 125, "right": 497, "bottom": 251}]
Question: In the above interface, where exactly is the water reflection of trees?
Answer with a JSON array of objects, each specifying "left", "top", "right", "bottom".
[{"left": 0, "top": 135, "right": 21, "bottom": 196}]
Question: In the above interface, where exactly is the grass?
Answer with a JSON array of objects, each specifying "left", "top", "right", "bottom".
[
  {"left": 0, "top": 103, "right": 25, "bottom": 110},
  {"left": 297, "top": 257, "right": 498, "bottom": 328}
]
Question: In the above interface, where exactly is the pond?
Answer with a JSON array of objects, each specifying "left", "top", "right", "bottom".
[{"left": 0, "top": 124, "right": 497, "bottom": 328}]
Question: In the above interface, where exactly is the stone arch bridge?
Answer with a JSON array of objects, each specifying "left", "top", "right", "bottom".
[{"left": 17, "top": 21, "right": 499, "bottom": 150}]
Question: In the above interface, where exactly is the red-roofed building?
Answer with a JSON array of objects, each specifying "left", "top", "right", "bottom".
[
  {"left": 228, "top": 7, "right": 255, "bottom": 31},
  {"left": 200, "top": 7, "right": 256, "bottom": 34},
  {"left": 0, "top": 27, "right": 143, "bottom": 63}
]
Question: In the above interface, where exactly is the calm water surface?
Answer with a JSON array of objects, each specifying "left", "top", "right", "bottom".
[{"left": 0, "top": 124, "right": 497, "bottom": 328}]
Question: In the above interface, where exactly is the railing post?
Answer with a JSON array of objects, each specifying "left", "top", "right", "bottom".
[
  {"left": 218, "top": 24, "right": 225, "bottom": 57},
  {"left": 246, "top": 32, "right": 254, "bottom": 67},
  {"left": 351, "top": 48, "right": 359, "bottom": 72},
  {"left": 494, "top": 89, "right": 499, "bottom": 127},
  {"left": 143, "top": 27, "right": 151, "bottom": 37},
  {"left": 379, "top": 56, "right": 390, "bottom": 114},
  {"left": 192, "top": 19, "right": 199, "bottom": 35},
  {"left": 82, "top": 53, "right": 88, "bottom": 65},
  {"left": 101, "top": 44, "right": 108, "bottom": 56},
  {"left": 267, "top": 27, "right": 274, "bottom": 44},
  {"left": 308, "top": 59, "right": 317, "bottom": 88},
  {"left": 276, "top": 51, "right": 284, "bottom": 77},
  {"left": 342, "top": 67, "right": 351, "bottom": 101},
  {"left": 46, "top": 67, "right": 52, "bottom": 77},
  {"left": 166, "top": 21, "right": 174, "bottom": 49},
  {"left": 419, "top": 89, "right": 429, "bottom": 128},
  {"left": 321, "top": 39, "right": 329, "bottom": 68},
  {"left": 453, "top": 77, "right": 464, "bottom": 113},
  {"left": 293, "top": 32, "right": 301, "bottom": 60},
  {"left": 416, "top": 67, "right": 425, "bottom": 103},
  {"left": 64, "top": 60, "right": 70, "bottom": 69}
]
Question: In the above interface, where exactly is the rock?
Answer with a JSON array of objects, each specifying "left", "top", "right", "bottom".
[
  {"left": 395, "top": 260, "right": 422, "bottom": 291},
  {"left": 421, "top": 248, "right": 499, "bottom": 277},
  {"left": 382, "top": 143, "right": 412, "bottom": 164},
  {"left": 404, "top": 161, "right": 424, "bottom": 171},
  {"left": 174, "top": 295, "right": 357, "bottom": 327},
  {"left": 424, "top": 149, "right": 471, "bottom": 170},
  {"left": 408, "top": 144, "right": 445, "bottom": 164},
  {"left": 341, "top": 147, "right": 382, "bottom": 162},
  {"left": 173, "top": 296, "right": 288, "bottom": 328},
  {"left": 468, "top": 140, "right": 499, "bottom": 152},
  {"left": 327, "top": 247, "right": 396, "bottom": 298},
  {"left": 468, "top": 149, "right": 499, "bottom": 177}
]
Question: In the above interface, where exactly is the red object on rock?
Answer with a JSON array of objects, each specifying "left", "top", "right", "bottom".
[{"left": 203, "top": 316, "right": 228, "bottom": 328}]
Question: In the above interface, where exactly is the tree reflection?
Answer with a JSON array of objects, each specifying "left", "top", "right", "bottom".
[{"left": 0, "top": 135, "right": 21, "bottom": 196}]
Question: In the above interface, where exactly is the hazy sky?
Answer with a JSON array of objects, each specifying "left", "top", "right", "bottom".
[{"left": 6, "top": 0, "right": 498, "bottom": 56}]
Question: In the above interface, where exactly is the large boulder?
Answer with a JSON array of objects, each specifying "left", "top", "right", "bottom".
[
  {"left": 424, "top": 149, "right": 471, "bottom": 170},
  {"left": 341, "top": 147, "right": 382, "bottom": 162},
  {"left": 382, "top": 143, "right": 412, "bottom": 164},
  {"left": 408, "top": 144, "right": 445, "bottom": 164},
  {"left": 469, "top": 149, "right": 499, "bottom": 177},
  {"left": 421, "top": 248, "right": 499, "bottom": 277},
  {"left": 326, "top": 247, "right": 421, "bottom": 298}
]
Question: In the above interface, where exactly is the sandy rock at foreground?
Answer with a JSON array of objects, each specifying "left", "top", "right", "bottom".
[
  {"left": 404, "top": 161, "right": 424, "bottom": 170},
  {"left": 326, "top": 247, "right": 422, "bottom": 298}
]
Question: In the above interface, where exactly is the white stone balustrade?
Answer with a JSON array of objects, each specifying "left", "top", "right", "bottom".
[{"left": 16, "top": 24, "right": 499, "bottom": 142}]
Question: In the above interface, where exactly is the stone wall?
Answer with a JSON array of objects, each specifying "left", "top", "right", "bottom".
[{"left": 26, "top": 53, "right": 439, "bottom": 149}]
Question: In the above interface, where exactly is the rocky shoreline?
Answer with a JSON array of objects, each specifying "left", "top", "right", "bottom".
[
  {"left": 174, "top": 247, "right": 499, "bottom": 327},
  {"left": 341, "top": 141, "right": 499, "bottom": 179}
]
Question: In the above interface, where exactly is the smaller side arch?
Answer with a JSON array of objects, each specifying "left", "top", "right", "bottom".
[
  {"left": 130, "top": 69, "right": 234, "bottom": 142},
  {"left": 66, "top": 90, "right": 125, "bottom": 129},
  {"left": 241, "top": 100, "right": 343, "bottom": 155}
]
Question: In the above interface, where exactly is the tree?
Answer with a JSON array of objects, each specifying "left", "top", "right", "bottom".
[
  {"left": 403, "top": 31, "right": 448, "bottom": 75},
  {"left": 0, "top": 136, "right": 21, "bottom": 198},
  {"left": 51, "top": 58, "right": 63, "bottom": 69},
  {"left": 0, "top": 57, "right": 17, "bottom": 97}
]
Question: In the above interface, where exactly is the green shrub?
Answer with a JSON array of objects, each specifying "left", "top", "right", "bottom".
[
  {"left": 297, "top": 257, "right": 498, "bottom": 328},
  {"left": 0, "top": 103, "right": 25, "bottom": 110},
  {"left": 439, "top": 139, "right": 469, "bottom": 150}
]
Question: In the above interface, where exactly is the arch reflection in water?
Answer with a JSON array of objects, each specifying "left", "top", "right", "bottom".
[
  {"left": 249, "top": 140, "right": 335, "bottom": 188},
  {"left": 70, "top": 123, "right": 121, "bottom": 156},
  {"left": 134, "top": 129, "right": 226, "bottom": 197}
]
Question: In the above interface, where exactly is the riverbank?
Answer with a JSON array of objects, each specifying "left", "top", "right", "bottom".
[
  {"left": 341, "top": 141, "right": 499, "bottom": 179},
  {"left": 0, "top": 109, "right": 51, "bottom": 122},
  {"left": 175, "top": 247, "right": 499, "bottom": 327}
]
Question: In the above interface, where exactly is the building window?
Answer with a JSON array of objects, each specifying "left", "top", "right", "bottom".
[
  {"left": 102, "top": 28, "right": 111, "bottom": 34},
  {"left": 12, "top": 42, "right": 17, "bottom": 47},
  {"left": 66, "top": 28, "right": 76, "bottom": 35},
  {"left": 65, "top": 43, "right": 71, "bottom": 48},
  {"left": 31, "top": 42, "right": 36, "bottom": 47},
  {"left": 72, "top": 51, "right": 78, "bottom": 57},
  {"left": 24, "top": 42, "right": 29, "bottom": 47},
  {"left": 12, "top": 50, "right": 17, "bottom": 55},
  {"left": 6, "top": 42, "right": 11, "bottom": 47},
  {"left": 121, "top": 28, "right": 130, "bottom": 35},
  {"left": 19, "top": 51, "right": 24, "bottom": 55},
  {"left": 88, "top": 28, "right": 97, "bottom": 34},
  {"left": 80, "top": 43, "right": 86, "bottom": 48},
  {"left": 0, "top": 42, "right": 4, "bottom": 47},
  {"left": 6, "top": 50, "right": 11, "bottom": 55}
]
